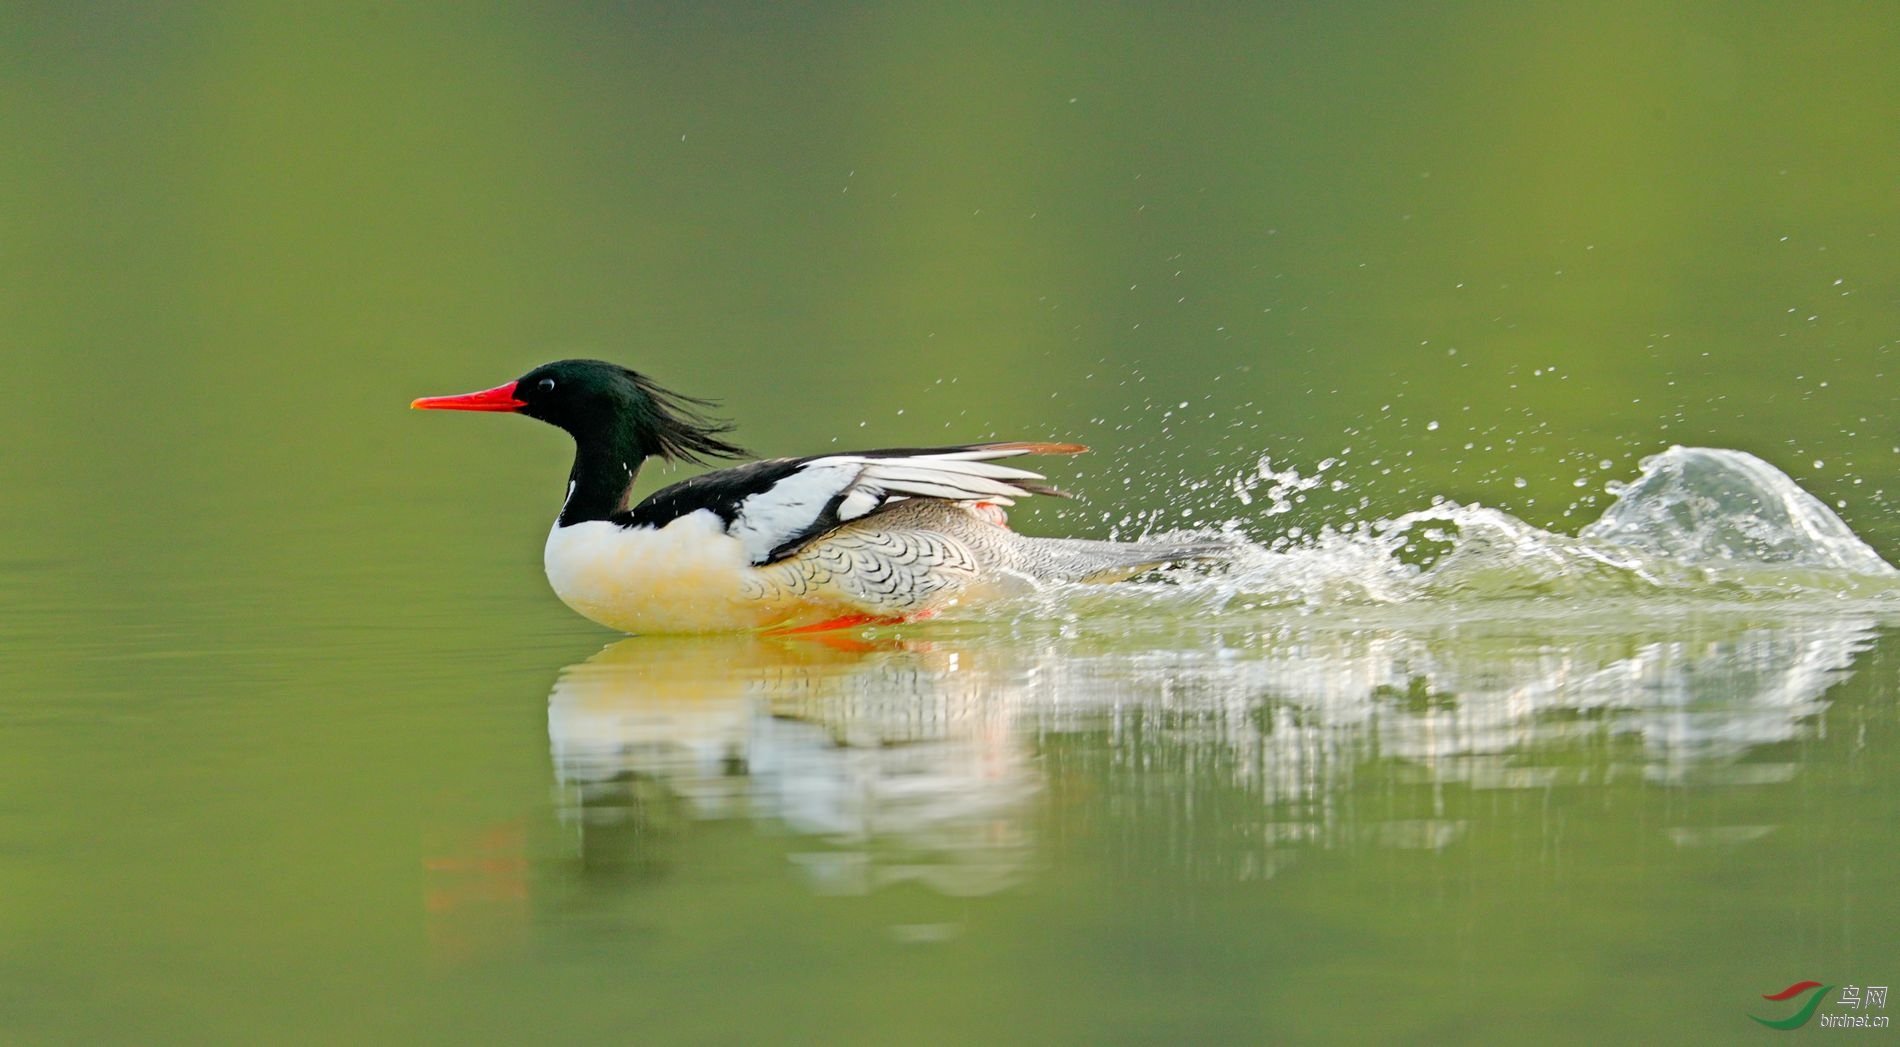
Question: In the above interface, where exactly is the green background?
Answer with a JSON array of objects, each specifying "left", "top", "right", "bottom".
[{"left": 1, "top": 4, "right": 1895, "bottom": 1043}]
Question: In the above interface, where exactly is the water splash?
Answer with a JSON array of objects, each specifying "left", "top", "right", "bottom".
[
  {"left": 1579, "top": 447, "right": 1893, "bottom": 574},
  {"left": 1023, "top": 446, "right": 1897, "bottom": 619},
  {"left": 1230, "top": 455, "right": 1337, "bottom": 515}
]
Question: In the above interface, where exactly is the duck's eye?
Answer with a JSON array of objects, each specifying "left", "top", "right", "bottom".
[{"left": 537, "top": 378, "right": 556, "bottom": 393}]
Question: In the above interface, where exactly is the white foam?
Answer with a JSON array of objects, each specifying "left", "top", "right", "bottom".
[{"left": 992, "top": 446, "right": 1899, "bottom": 621}]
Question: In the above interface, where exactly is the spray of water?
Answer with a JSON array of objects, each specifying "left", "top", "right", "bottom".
[{"left": 1005, "top": 446, "right": 1898, "bottom": 622}]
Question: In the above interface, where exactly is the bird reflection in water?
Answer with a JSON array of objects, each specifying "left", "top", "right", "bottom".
[
  {"left": 547, "top": 634, "right": 1040, "bottom": 897},
  {"left": 541, "top": 612, "right": 1883, "bottom": 895}
]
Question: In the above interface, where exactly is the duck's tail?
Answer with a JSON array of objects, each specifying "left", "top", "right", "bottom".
[{"left": 1017, "top": 533, "right": 1236, "bottom": 583}]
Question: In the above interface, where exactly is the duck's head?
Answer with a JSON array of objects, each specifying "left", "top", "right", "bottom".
[{"left": 411, "top": 359, "right": 747, "bottom": 464}]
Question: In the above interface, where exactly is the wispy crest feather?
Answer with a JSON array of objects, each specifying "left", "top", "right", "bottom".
[{"left": 627, "top": 370, "right": 749, "bottom": 465}]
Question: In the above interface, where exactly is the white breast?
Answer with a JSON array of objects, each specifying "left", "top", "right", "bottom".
[{"left": 543, "top": 511, "right": 791, "bottom": 633}]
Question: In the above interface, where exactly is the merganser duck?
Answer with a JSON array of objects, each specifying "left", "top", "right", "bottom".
[{"left": 413, "top": 359, "right": 1221, "bottom": 633}]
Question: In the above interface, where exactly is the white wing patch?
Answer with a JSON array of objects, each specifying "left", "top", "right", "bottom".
[
  {"left": 729, "top": 461, "right": 860, "bottom": 563},
  {"left": 727, "top": 448, "right": 1061, "bottom": 565}
]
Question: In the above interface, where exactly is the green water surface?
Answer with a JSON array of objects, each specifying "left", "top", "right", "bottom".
[{"left": 3, "top": 4, "right": 1898, "bottom": 1044}]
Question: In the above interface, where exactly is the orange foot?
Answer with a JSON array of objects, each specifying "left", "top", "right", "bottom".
[{"left": 762, "top": 608, "right": 938, "bottom": 636}]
